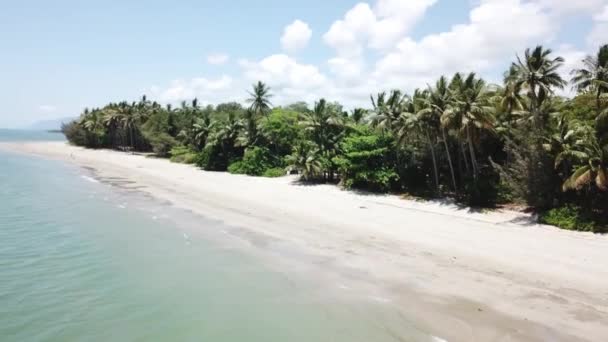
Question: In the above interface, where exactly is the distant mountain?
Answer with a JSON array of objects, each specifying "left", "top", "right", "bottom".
[{"left": 26, "top": 117, "right": 76, "bottom": 131}]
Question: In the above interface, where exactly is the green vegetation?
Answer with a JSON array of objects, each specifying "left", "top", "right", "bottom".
[
  {"left": 539, "top": 205, "right": 604, "bottom": 233},
  {"left": 63, "top": 44, "right": 608, "bottom": 232}
]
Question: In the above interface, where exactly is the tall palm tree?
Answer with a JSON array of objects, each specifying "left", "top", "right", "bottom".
[
  {"left": 398, "top": 89, "right": 441, "bottom": 192},
  {"left": 571, "top": 44, "right": 608, "bottom": 114},
  {"left": 247, "top": 81, "right": 273, "bottom": 120},
  {"left": 511, "top": 45, "right": 566, "bottom": 127},
  {"left": 442, "top": 73, "right": 495, "bottom": 180},
  {"left": 426, "top": 76, "right": 458, "bottom": 192}
]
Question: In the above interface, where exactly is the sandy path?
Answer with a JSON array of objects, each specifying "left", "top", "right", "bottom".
[{"left": 2, "top": 141, "right": 608, "bottom": 341}]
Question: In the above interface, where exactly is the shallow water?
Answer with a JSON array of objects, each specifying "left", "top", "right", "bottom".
[{"left": 0, "top": 132, "right": 436, "bottom": 341}]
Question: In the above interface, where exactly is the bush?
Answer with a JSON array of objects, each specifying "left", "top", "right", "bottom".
[
  {"left": 539, "top": 205, "right": 601, "bottom": 232},
  {"left": 196, "top": 144, "right": 228, "bottom": 171},
  {"left": 333, "top": 131, "right": 399, "bottom": 192},
  {"left": 144, "top": 132, "right": 177, "bottom": 157},
  {"left": 170, "top": 146, "right": 198, "bottom": 164},
  {"left": 262, "top": 167, "right": 285, "bottom": 178},
  {"left": 461, "top": 166, "right": 500, "bottom": 207},
  {"left": 227, "top": 147, "right": 276, "bottom": 176}
]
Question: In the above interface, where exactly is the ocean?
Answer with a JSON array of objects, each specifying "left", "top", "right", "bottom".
[{"left": 0, "top": 130, "right": 434, "bottom": 341}]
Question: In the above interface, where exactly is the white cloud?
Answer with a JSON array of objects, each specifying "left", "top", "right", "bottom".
[
  {"left": 323, "top": 0, "right": 436, "bottom": 56},
  {"left": 239, "top": 54, "right": 329, "bottom": 104},
  {"left": 156, "top": 75, "right": 233, "bottom": 102},
  {"left": 207, "top": 53, "right": 229, "bottom": 65},
  {"left": 588, "top": 4, "right": 608, "bottom": 46},
  {"left": 536, "top": 0, "right": 605, "bottom": 14},
  {"left": 372, "top": 0, "right": 554, "bottom": 91},
  {"left": 554, "top": 44, "right": 587, "bottom": 96},
  {"left": 38, "top": 105, "right": 57, "bottom": 113},
  {"left": 594, "top": 4, "right": 608, "bottom": 21},
  {"left": 280, "top": 20, "right": 312, "bottom": 52}
]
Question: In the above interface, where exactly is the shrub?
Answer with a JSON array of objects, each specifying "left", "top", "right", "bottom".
[
  {"left": 170, "top": 146, "right": 198, "bottom": 164},
  {"left": 461, "top": 166, "right": 501, "bottom": 207},
  {"left": 262, "top": 167, "right": 285, "bottom": 178},
  {"left": 333, "top": 131, "right": 399, "bottom": 192},
  {"left": 227, "top": 147, "right": 275, "bottom": 176},
  {"left": 196, "top": 144, "right": 230, "bottom": 171},
  {"left": 539, "top": 205, "right": 601, "bottom": 232},
  {"left": 144, "top": 132, "right": 177, "bottom": 157}
]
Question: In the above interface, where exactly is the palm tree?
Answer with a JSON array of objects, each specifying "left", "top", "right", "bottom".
[
  {"left": 300, "top": 98, "right": 345, "bottom": 152},
  {"left": 243, "top": 109, "right": 259, "bottom": 145},
  {"left": 398, "top": 89, "right": 441, "bottom": 193},
  {"left": 563, "top": 138, "right": 608, "bottom": 192},
  {"left": 426, "top": 76, "right": 458, "bottom": 192},
  {"left": 511, "top": 45, "right": 566, "bottom": 127},
  {"left": 247, "top": 81, "right": 273, "bottom": 120},
  {"left": 369, "top": 90, "right": 405, "bottom": 132},
  {"left": 350, "top": 108, "right": 367, "bottom": 124},
  {"left": 285, "top": 142, "right": 323, "bottom": 181},
  {"left": 191, "top": 114, "right": 214, "bottom": 150},
  {"left": 571, "top": 44, "right": 608, "bottom": 114},
  {"left": 499, "top": 65, "right": 526, "bottom": 124},
  {"left": 102, "top": 106, "right": 123, "bottom": 148},
  {"left": 442, "top": 73, "right": 495, "bottom": 180},
  {"left": 300, "top": 99, "right": 345, "bottom": 181},
  {"left": 545, "top": 113, "right": 593, "bottom": 176}
]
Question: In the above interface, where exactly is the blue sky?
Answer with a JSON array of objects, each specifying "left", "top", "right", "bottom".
[{"left": 1, "top": 0, "right": 607, "bottom": 128}]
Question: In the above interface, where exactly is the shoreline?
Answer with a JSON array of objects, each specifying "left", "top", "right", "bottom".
[{"left": 2, "top": 141, "right": 608, "bottom": 341}]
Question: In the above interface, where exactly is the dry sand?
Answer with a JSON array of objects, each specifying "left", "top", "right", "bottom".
[{"left": 2, "top": 141, "right": 608, "bottom": 341}]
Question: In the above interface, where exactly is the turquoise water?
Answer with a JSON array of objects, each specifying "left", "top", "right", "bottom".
[{"left": 0, "top": 132, "right": 431, "bottom": 341}]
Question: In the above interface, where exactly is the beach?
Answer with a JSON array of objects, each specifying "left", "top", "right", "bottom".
[{"left": 2, "top": 141, "right": 608, "bottom": 341}]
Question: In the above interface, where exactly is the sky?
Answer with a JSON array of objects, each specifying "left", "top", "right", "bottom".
[{"left": 1, "top": 0, "right": 607, "bottom": 128}]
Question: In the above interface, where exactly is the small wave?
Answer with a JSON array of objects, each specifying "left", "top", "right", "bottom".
[{"left": 80, "top": 175, "right": 99, "bottom": 183}]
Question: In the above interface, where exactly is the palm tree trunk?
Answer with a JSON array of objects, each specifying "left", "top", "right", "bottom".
[
  {"left": 442, "top": 128, "right": 457, "bottom": 192},
  {"left": 461, "top": 143, "right": 469, "bottom": 175},
  {"left": 467, "top": 127, "right": 478, "bottom": 180},
  {"left": 597, "top": 88, "right": 602, "bottom": 116},
  {"left": 425, "top": 129, "right": 440, "bottom": 193}
]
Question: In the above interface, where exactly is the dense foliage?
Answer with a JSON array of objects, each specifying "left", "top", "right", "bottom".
[{"left": 64, "top": 44, "right": 608, "bottom": 231}]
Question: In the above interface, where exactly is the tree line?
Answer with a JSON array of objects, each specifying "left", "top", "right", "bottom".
[{"left": 63, "top": 44, "right": 608, "bottom": 232}]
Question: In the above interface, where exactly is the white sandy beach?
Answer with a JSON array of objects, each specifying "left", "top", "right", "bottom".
[{"left": 2, "top": 141, "right": 608, "bottom": 341}]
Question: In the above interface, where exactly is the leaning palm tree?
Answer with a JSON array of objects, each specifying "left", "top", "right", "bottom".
[
  {"left": 511, "top": 45, "right": 566, "bottom": 127},
  {"left": 571, "top": 44, "right": 608, "bottom": 114},
  {"left": 442, "top": 73, "right": 495, "bottom": 180},
  {"left": 247, "top": 81, "right": 273, "bottom": 120}
]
